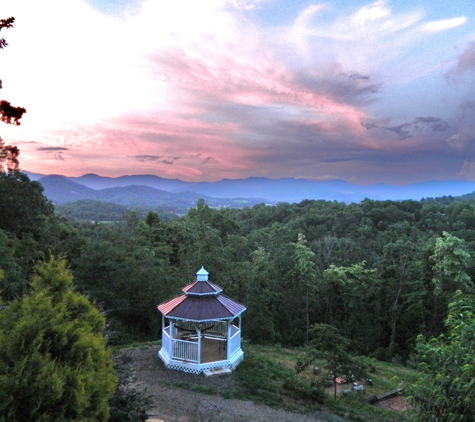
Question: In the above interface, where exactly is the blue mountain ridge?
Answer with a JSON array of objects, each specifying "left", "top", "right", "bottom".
[{"left": 24, "top": 171, "right": 475, "bottom": 204}]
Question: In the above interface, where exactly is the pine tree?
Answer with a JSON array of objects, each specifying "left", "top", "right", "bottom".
[{"left": 0, "top": 257, "right": 117, "bottom": 421}]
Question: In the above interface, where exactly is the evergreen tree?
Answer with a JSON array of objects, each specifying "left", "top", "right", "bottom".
[{"left": 0, "top": 257, "right": 117, "bottom": 422}]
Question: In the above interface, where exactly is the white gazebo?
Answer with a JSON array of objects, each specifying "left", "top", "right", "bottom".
[{"left": 157, "top": 267, "right": 246, "bottom": 375}]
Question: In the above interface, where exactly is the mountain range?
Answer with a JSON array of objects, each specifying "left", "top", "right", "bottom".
[
  {"left": 25, "top": 171, "right": 475, "bottom": 208},
  {"left": 33, "top": 175, "right": 268, "bottom": 212}
]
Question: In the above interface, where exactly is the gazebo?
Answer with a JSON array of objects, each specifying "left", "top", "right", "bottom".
[{"left": 157, "top": 267, "right": 246, "bottom": 375}]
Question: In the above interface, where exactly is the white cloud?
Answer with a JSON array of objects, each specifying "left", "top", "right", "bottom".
[{"left": 421, "top": 16, "right": 467, "bottom": 32}]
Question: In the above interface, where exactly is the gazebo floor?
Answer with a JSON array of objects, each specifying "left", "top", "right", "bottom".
[{"left": 200, "top": 337, "right": 227, "bottom": 363}]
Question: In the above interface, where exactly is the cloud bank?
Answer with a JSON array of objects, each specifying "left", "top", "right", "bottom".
[{"left": 1, "top": 0, "right": 474, "bottom": 184}]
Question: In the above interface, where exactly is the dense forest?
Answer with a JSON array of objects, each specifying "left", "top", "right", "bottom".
[
  {"left": 2, "top": 170, "right": 475, "bottom": 357},
  {"left": 2, "top": 170, "right": 475, "bottom": 419}
]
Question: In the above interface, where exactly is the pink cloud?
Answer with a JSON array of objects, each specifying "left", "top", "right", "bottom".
[
  {"left": 153, "top": 44, "right": 368, "bottom": 135},
  {"left": 21, "top": 108, "right": 266, "bottom": 180}
]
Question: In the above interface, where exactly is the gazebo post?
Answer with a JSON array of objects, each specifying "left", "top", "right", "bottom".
[
  {"left": 227, "top": 320, "right": 232, "bottom": 358},
  {"left": 197, "top": 326, "right": 202, "bottom": 364}
]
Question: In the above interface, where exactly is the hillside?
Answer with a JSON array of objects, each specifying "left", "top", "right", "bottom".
[{"left": 118, "top": 343, "right": 415, "bottom": 422}]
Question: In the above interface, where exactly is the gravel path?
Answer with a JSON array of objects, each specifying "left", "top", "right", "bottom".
[{"left": 123, "top": 345, "right": 339, "bottom": 422}]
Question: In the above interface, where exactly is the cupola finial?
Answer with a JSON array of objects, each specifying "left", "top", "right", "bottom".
[{"left": 196, "top": 266, "right": 209, "bottom": 281}]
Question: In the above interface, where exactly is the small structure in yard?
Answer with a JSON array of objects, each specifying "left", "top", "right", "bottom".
[{"left": 157, "top": 267, "right": 246, "bottom": 374}]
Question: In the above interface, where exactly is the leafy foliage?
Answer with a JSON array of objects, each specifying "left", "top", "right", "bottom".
[
  {"left": 410, "top": 290, "right": 475, "bottom": 421},
  {"left": 301, "top": 323, "right": 368, "bottom": 399},
  {"left": 0, "top": 171, "right": 54, "bottom": 238}
]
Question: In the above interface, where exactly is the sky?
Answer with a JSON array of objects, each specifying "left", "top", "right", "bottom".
[{"left": 2, "top": 0, "right": 475, "bottom": 184}]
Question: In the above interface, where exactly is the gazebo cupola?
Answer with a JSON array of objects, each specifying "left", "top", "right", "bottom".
[
  {"left": 196, "top": 266, "right": 208, "bottom": 281},
  {"left": 157, "top": 267, "right": 246, "bottom": 375}
]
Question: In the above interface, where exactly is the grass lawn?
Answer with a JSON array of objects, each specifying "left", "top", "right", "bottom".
[{"left": 233, "top": 344, "right": 418, "bottom": 421}]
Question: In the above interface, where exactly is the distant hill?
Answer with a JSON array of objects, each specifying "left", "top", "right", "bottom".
[
  {"left": 38, "top": 175, "right": 101, "bottom": 202},
  {"left": 26, "top": 171, "right": 475, "bottom": 204},
  {"left": 70, "top": 173, "right": 191, "bottom": 191},
  {"left": 37, "top": 175, "right": 269, "bottom": 214}
]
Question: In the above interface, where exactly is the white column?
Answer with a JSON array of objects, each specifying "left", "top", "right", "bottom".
[
  {"left": 197, "top": 327, "right": 202, "bottom": 364},
  {"left": 239, "top": 316, "right": 242, "bottom": 350},
  {"left": 227, "top": 320, "right": 232, "bottom": 358}
]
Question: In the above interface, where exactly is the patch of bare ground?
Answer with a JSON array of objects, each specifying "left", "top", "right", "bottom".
[
  {"left": 375, "top": 395, "right": 410, "bottom": 413},
  {"left": 122, "top": 345, "right": 332, "bottom": 422}
]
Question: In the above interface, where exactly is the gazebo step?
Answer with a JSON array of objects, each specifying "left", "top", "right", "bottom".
[{"left": 203, "top": 367, "right": 232, "bottom": 377}]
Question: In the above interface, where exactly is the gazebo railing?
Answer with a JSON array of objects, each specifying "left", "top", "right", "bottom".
[
  {"left": 163, "top": 326, "right": 199, "bottom": 362},
  {"left": 173, "top": 339, "right": 199, "bottom": 362},
  {"left": 163, "top": 323, "right": 242, "bottom": 363}
]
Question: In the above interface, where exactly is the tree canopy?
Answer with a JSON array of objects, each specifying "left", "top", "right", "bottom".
[{"left": 411, "top": 290, "right": 475, "bottom": 421}]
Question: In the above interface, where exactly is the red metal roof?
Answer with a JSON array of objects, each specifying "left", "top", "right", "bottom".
[{"left": 157, "top": 294, "right": 187, "bottom": 315}]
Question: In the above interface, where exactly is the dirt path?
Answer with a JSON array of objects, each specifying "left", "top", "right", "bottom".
[{"left": 123, "top": 345, "right": 338, "bottom": 422}]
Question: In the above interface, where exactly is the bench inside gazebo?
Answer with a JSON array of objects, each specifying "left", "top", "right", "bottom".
[{"left": 157, "top": 267, "right": 246, "bottom": 374}]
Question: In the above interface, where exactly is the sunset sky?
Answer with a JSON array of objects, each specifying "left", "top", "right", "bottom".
[{"left": 2, "top": 0, "right": 475, "bottom": 184}]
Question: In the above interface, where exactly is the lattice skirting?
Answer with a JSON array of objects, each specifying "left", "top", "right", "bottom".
[
  {"left": 163, "top": 360, "right": 233, "bottom": 374},
  {"left": 158, "top": 348, "right": 244, "bottom": 374},
  {"left": 164, "top": 363, "right": 203, "bottom": 374}
]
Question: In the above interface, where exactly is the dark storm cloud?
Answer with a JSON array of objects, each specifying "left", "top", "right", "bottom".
[
  {"left": 385, "top": 123, "right": 413, "bottom": 140},
  {"left": 37, "top": 147, "right": 69, "bottom": 151},
  {"left": 228, "top": 104, "right": 462, "bottom": 184},
  {"left": 364, "top": 116, "right": 450, "bottom": 140},
  {"left": 36, "top": 146, "right": 68, "bottom": 162},
  {"left": 133, "top": 154, "right": 163, "bottom": 162},
  {"left": 431, "top": 122, "right": 451, "bottom": 132},
  {"left": 132, "top": 153, "right": 180, "bottom": 165},
  {"left": 442, "top": 43, "right": 475, "bottom": 162},
  {"left": 451, "top": 41, "right": 475, "bottom": 76},
  {"left": 132, "top": 154, "right": 182, "bottom": 165},
  {"left": 200, "top": 156, "right": 214, "bottom": 165},
  {"left": 294, "top": 67, "right": 382, "bottom": 106},
  {"left": 349, "top": 73, "right": 370, "bottom": 81}
]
